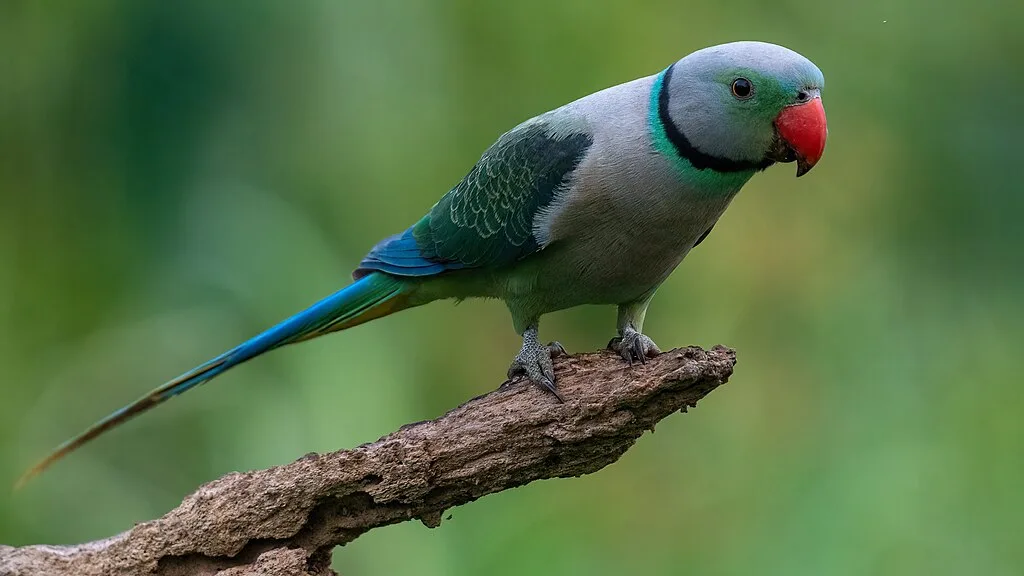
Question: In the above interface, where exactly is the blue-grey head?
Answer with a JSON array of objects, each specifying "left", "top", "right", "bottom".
[{"left": 658, "top": 41, "right": 827, "bottom": 176}]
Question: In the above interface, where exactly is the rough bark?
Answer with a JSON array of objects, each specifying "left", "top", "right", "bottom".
[{"left": 0, "top": 345, "right": 736, "bottom": 576}]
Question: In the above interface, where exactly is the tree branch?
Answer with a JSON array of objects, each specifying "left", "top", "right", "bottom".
[{"left": 1, "top": 345, "right": 736, "bottom": 576}]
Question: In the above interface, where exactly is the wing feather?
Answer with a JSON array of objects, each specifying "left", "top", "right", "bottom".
[{"left": 355, "top": 114, "right": 592, "bottom": 279}]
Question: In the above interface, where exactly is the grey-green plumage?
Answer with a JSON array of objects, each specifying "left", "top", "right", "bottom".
[
  {"left": 20, "top": 41, "right": 828, "bottom": 485},
  {"left": 356, "top": 41, "right": 826, "bottom": 394}
]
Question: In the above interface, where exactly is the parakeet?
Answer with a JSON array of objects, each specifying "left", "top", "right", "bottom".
[{"left": 19, "top": 41, "right": 826, "bottom": 485}]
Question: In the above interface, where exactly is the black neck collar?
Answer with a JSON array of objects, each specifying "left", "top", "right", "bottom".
[{"left": 658, "top": 65, "right": 773, "bottom": 173}]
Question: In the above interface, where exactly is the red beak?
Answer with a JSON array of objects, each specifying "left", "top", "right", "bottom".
[{"left": 775, "top": 97, "right": 827, "bottom": 176}]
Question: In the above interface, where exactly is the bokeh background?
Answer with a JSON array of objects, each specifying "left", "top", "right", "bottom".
[{"left": 2, "top": 1, "right": 1022, "bottom": 574}]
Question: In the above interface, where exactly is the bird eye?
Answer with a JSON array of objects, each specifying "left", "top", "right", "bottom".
[{"left": 731, "top": 78, "right": 753, "bottom": 99}]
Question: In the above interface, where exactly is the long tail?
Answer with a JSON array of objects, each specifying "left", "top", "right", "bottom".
[{"left": 16, "top": 272, "right": 413, "bottom": 488}]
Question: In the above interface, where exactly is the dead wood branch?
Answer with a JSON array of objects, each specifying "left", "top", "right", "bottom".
[{"left": 0, "top": 345, "right": 736, "bottom": 576}]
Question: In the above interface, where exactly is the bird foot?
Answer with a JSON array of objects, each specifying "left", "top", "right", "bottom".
[
  {"left": 608, "top": 328, "right": 661, "bottom": 366},
  {"left": 507, "top": 335, "right": 566, "bottom": 402}
]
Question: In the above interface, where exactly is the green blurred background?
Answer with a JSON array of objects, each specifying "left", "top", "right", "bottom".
[{"left": 2, "top": 1, "right": 1022, "bottom": 574}]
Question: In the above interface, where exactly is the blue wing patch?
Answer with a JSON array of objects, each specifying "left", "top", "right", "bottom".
[
  {"left": 354, "top": 227, "right": 462, "bottom": 279},
  {"left": 354, "top": 115, "right": 592, "bottom": 280}
]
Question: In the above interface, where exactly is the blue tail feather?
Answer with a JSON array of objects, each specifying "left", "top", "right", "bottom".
[{"left": 16, "top": 272, "right": 409, "bottom": 487}]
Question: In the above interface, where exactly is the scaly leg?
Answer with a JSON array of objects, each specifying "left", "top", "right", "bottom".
[
  {"left": 608, "top": 292, "right": 662, "bottom": 365},
  {"left": 507, "top": 322, "right": 566, "bottom": 401}
]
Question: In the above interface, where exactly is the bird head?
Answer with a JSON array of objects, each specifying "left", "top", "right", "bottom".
[{"left": 662, "top": 41, "right": 827, "bottom": 177}]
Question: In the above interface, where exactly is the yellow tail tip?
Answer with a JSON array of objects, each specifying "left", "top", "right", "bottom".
[
  {"left": 14, "top": 465, "right": 42, "bottom": 491},
  {"left": 13, "top": 451, "right": 63, "bottom": 491}
]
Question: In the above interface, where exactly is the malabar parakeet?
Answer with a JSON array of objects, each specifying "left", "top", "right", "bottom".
[{"left": 19, "top": 41, "right": 827, "bottom": 485}]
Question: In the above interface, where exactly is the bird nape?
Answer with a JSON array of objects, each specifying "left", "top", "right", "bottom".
[{"left": 17, "top": 40, "right": 827, "bottom": 487}]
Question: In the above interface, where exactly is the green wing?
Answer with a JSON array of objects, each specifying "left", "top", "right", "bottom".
[{"left": 356, "top": 114, "right": 593, "bottom": 278}]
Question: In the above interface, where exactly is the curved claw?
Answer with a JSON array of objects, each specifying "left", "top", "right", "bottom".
[
  {"left": 608, "top": 329, "right": 661, "bottom": 366},
  {"left": 507, "top": 331, "right": 565, "bottom": 402},
  {"left": 548, "top": 341, "right": 567, "bottom": 358},
  {"left": 538, "top": 376, "right": 565, "bottom": 403}
]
